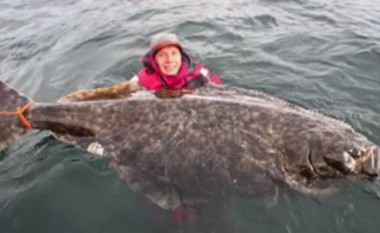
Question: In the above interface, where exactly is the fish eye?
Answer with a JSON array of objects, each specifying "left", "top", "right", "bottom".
[{"left": 348, "top": 148, "right": 363, "bottom": 159}]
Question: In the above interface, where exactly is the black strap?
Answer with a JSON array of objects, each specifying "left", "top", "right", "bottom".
[
  {"left": 158, "top": 74, "right": 169, "bottom": 88},
  {"left": 185, "top": 74, "right": 207, "bottom": 89}
]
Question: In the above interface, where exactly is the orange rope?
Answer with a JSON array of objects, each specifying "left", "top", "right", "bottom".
[{"left": 0, "top": 101, "right": 34, "bottom": 130}]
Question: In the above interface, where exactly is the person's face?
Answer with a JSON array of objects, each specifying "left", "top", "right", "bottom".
[{"left": 154, "top": 45, "right": 182, "bottom": 75}]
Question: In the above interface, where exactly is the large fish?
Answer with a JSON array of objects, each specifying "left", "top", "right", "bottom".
[{"left": 0, "top": 79, "right": 379, "bottom": 212}]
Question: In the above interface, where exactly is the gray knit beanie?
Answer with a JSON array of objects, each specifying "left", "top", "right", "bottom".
[{"left": 150, "top": 32, "right": 182, "bottom": 54}]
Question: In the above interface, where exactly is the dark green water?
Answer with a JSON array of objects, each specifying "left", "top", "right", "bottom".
[{"left": 1, "top": 0, "right": 380, "bottom": 232}]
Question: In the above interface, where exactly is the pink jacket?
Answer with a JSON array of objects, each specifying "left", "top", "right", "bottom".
[{"left": 131, "top": 52, "right": 222, "bottom": 90}]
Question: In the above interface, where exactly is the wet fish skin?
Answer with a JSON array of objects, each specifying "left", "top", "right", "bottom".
[{"left": 0, "top": 80, "right": 379, "bottom": 211}]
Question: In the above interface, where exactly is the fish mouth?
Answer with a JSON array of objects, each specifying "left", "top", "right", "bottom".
[
  {"left": 317, "top": 146, "right": 380, "bottom": 178},
  {"left": 361, "top": 146, "right": 380, "bottom": 177}
]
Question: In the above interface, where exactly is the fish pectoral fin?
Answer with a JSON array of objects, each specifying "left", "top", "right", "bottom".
[
  {"left": 47, "top": 122, "right": 95, "bottom": 137},
  {"left": 50, "top": 131, "right": 109, "bottom": 157}
]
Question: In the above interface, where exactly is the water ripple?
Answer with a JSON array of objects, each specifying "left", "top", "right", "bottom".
[{"left": 1, "top": 0, "right": 380, "bottom": 233}]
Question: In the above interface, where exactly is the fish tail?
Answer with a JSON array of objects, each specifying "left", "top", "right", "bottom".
[{"left": 0, "top": 80, "right": 34, "bottom": 151}]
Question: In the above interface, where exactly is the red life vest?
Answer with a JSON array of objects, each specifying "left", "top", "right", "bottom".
[{"left": 135, "top": 52, "right": 222, "bottom": 90}]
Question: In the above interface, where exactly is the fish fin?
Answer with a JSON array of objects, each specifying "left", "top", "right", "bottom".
[
  {"left": 0, "top": 80, "right": 33, "bottom": 151},
  {"left": 57, "top": 81, "right": 143, "bottom": 103},
  {"left": 50, "top": 132, "right": 106, "bottom": 157}
]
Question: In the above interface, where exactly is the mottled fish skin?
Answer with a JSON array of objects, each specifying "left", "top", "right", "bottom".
[{"left": 1, "top": 80, "right": 379, "bottom": 211}]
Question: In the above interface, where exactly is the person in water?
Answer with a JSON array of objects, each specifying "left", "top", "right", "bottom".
[
  {"left": 60, "top": 32, "right": 222, "bottom": 102},
  {"left": 129, "top": 31, "right": 222, "bottom": 90}
]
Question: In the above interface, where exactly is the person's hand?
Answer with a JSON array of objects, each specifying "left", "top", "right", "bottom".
[{"left": 122, "top": 80, "right": 144, "bottom": 93}]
